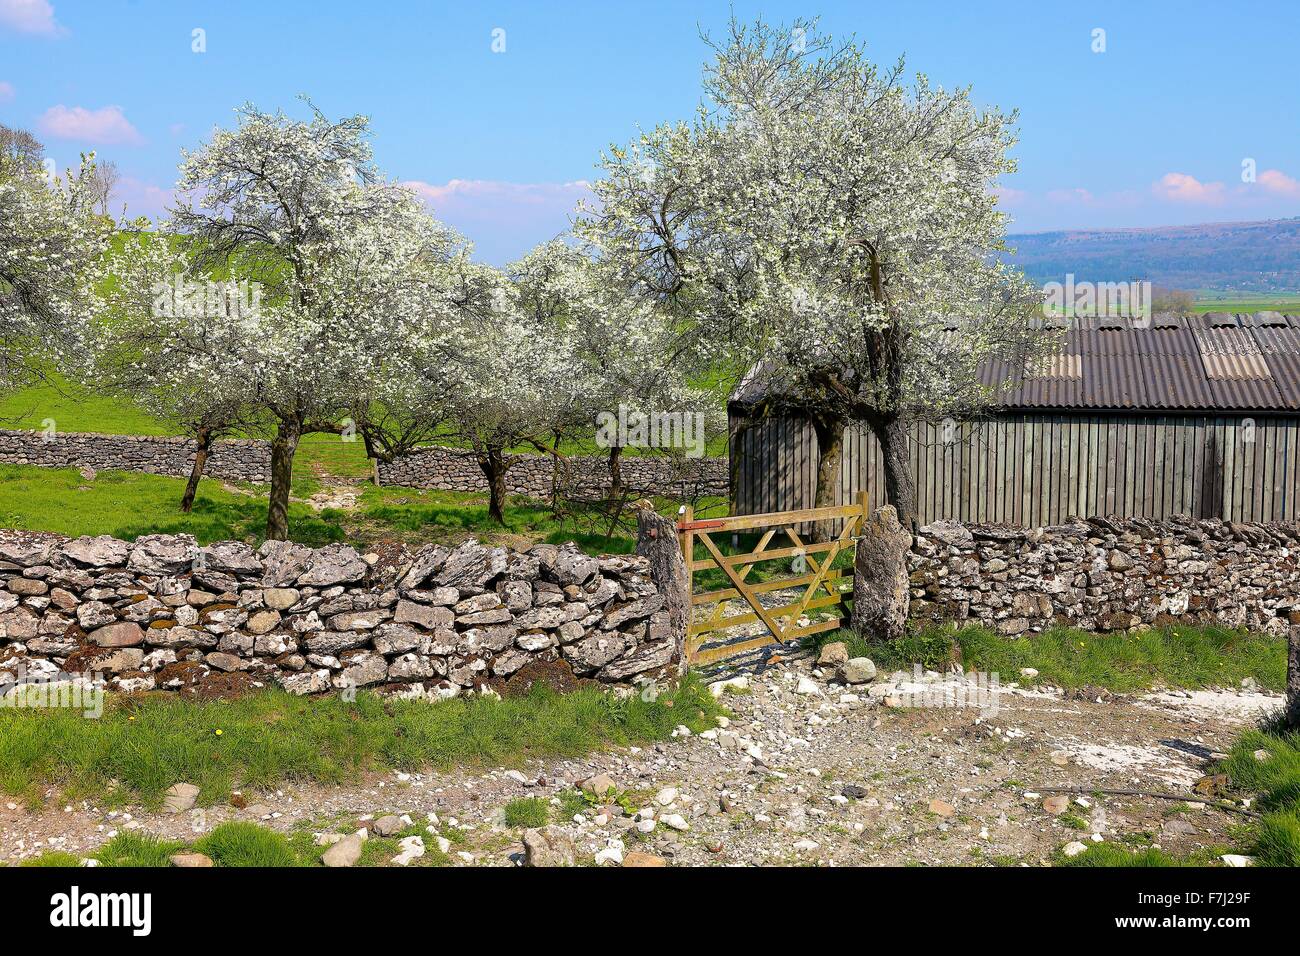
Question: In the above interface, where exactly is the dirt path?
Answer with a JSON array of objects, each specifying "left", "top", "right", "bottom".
[{"left": 0, "top": 659, "right": 1278, "bottom": 867}]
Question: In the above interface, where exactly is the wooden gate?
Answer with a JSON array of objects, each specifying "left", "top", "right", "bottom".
[{"left": 678, "top": 492, "right": 869, "bottom": 666}]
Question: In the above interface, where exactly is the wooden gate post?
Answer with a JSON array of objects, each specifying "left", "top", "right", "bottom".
[{"left": 635, "top": 503, "right": 690, "bottom": 674}]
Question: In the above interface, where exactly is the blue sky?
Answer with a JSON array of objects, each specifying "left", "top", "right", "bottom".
[{"left": 3, "top": 0, "right": 1299, "bottom": 263}]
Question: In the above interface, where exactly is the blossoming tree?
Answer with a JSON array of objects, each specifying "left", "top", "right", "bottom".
[
  {"left": 433, "top": 256, "right": 585, "bottom": 525},
  {"left": 92, "top": 230, "right": 264, "bottom": 511},
  {"left": 168, "top": 101, "right": 461, "bottom": 539},
  {"left": 508, "top": 240, "right": 718, "bottom": 503},
  {"left": 579, "top": 17, "right": 1052, "bottom": 534},
  {"left": 0, "top": 147, "right": 110, "bottom": 395}
]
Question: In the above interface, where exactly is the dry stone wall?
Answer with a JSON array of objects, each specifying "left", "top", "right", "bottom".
[
  {"left": 0, "top": 531, "right": 682, "bottom": 699},
  {"left": 0, "top": 429, "right": 270, "bottom": 482},
  {"left": 376, "top": 446, "right": 728, "bottom": 499},
  {"left": 909, "top": 515, "right": 1300, "bottom": 637},
  {"left": 0, "top": 428, "right": 727, "bottom": 500}
]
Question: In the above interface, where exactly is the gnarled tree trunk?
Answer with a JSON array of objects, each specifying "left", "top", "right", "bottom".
[
  {"left": 477, "top": 445, "right": 510, "bottom": 525},
  {"left": 811, "top": 415, "right": 846, "bottom": 543},
  {"left": 180, "top": 425, "right": 212, "bottom": 514},
  {"left": 870, "top": 411, "right": 917, "bottom": 533},
  {"left": 608, "top": 444, "right": 625, "bottom": 501},
  {"left": 265, "top": 415, "right": 302, "bottom": 541}
]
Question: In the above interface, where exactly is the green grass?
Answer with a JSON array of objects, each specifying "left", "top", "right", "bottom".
[
  {"left": 19, "top": 851, "right": 84, "bottom": 867},
  {"left": 503, "top": 796, "right": 551, "bottom": 828},
  {"left": 0, "top": 464, "right": 346, "bottom": 547},
  {"left": 1190, "top": 294, "right": 1300, "bottom": 314},
  {"left": 96, "top": 831, "right": 186, "bottom": 867},
  {"left": 193, "top": 821, "right": 306, "bottom": 867},
  {"left": 810, "top": 622, "right": 1286, "bottom": 693},
  {"left": 0, "top": 461, "right": 723, "bottom": 551},
  {"left": 1057, "top": 843, "right": 1208, "bottom": 867},
  {"left": 1221, "top": 728, "right": 1300, "bottom": 867},
  {"left": 0, "top": 377, "right": 172, "bottom": 436},
  {"left": 355, "top": 819, "right": 449, "bottom": 867},
  {"left": 17, "top": 818, "right": 457, "bottom": 868},
  {"left": 0, "top": 677, "right": 723, "bottom": 809},
  {"left": 357, "top": 483, "right": 725, "bottom": 552}
]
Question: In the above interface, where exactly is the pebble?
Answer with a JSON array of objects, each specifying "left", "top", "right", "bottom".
[{"left": 392, "top": 836, "right": 425, "bottom": 866}]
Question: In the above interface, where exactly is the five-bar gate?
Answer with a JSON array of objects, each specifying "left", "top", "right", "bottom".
[{"left": 678, "top": 492, "right": 869, "bottom": 666}]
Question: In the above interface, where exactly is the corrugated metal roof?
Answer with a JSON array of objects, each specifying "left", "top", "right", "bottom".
[
  {"left": 731, "top": 313, "right": 1300, "bottom": 414},
  {"left": 1001, "top": 313, "right": 1292, "bottom": 411},
  {"left": 1252, "top": 325, "right": 1300, "bottom": 409}
]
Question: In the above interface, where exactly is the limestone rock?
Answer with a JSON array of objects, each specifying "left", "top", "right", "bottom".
[
  {"left": 839, "top": 657, "right": 877, "bottom": 684},
  {"left": 297, "top": 544, "right": 368, "bottom": 587},
  {"left": 128, "top": 534, "right": 199, "bottom": 574},
  {"left": 816, "top": 641, "right": 849, "bottom": 669},
  {"left": 622, "top": 851, "right": 667, "bottom": 867},
  {"left": 322, "top": 832, "right": 364, "bottom": 867},
  {"left": 89, "top": 621, "right": 144, "bottom": 648},
  {"left": 163, "top": 782, "right": 200, "bottom": 814},
  {"left": 522, "top": 827, "right": 575, "bottom": 867}
]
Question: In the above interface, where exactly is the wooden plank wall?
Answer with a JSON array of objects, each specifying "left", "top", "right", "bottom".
[{"left": 728, "top": 412, "right": 1299, "bottom": 525}]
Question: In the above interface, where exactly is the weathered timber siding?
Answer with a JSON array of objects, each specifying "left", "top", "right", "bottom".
[{"left": 729, "top": 412, "right": 1300, "bottom": 525}]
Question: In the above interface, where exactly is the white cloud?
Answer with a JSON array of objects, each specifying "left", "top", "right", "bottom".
[
  {"left": 0, "top": 80, "right": 14, "bottom": 103},
  {"left": 1152, "top": 172, "right": 1226, "bottom": 205},
  {"left": 37, "top": 104, "right": 143, "bottom": 145},
  {"left": 1258, "top": 169, "right": 1300, "bottom": 199},
  {"left": 0, "top": 0, "right": 62, "bottom": 36}
]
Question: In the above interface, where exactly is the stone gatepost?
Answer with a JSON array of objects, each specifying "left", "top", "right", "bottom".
[
  {"left": 852, "top": 505, "right": 913, "bottom": 641},
  {"left": 635, "top": 503, "right": 690, "bottom": 674}
]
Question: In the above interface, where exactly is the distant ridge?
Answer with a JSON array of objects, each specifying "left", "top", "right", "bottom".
[{"left": 1004, "top": 218, "right": 1300, "bottom": 293}]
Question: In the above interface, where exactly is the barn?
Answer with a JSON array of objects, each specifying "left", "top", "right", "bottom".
[{"left": 728, "top": 312, "right": 1300, "bottom": 525}]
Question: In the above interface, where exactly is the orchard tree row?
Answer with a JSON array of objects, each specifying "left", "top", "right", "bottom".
[{"left": 1, "top": 16, "right": 1055, "bottom": 543}]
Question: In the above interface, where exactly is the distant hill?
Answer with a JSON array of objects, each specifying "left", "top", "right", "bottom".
[{"left": 1004, "top": 218, "right": 1300, "bottom": 294}]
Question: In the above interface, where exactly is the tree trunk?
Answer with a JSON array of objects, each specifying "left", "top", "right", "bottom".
[
  {"left": 608, "top": 444, "right": 625, "bottom": 501},
  {"left": 549, "top": 429, "right": 564, "bottom": 514},
  {"left": 180, "top": 426, "right": 212, "bottom": 514},
  {"left": 265, "top": 416, "right": 302, "bottom": 541},
  {"left": 871, "top": 412, "right": 917, "bottom": 532},
  {"left": 1288, "top": 625, "right": 1300, "bottom": 731},
  {"left": 477, "top": 446, "right": 509, "bottom": 525},
  {"left": 811, "top": 416, "right": 846, "bottom": 543}
]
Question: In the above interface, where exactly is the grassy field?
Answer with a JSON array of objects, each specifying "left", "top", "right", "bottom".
[
  {"left": 1190, "top": 293, "right": 1300, "bottom": 313},
  {"left": 0, "top": 462, "right": 723, "bottom": 550},
  {"left": 0, "top": 464, "right": 348, "bottom": 546},
  {"left": 0, "top": 676, "right": 723, "bottom": 809},
  {"left": 811, "top": 622, "right": 1287, "bottom": 693}
]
